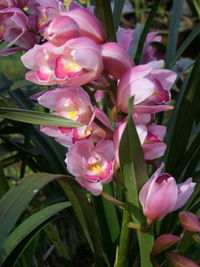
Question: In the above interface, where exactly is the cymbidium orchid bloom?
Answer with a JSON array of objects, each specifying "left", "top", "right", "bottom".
[
  {"left": 139, "top": 163, "right": 196, "bottom": 221},
  {"left": 113, "top": 122, "right": 166, "bottom": 164},
  {"left": 0, "top": 0, "right": 27, "bottom": 10},
  {"left": 21, "top": 37, "right": 103, "bottom": 86},
  {"left": 117, "top": 27, "right": 163, "bottom": 63},
  {"left": 65, "top": 140, "right": 115, "bottom": 195},
  {"left": 33, "top": 87, "right": 112, "bottom": 146},
  {"left": 101, "top": 42, "right": 134, "bottom": 79},
  {"left": 0, "top": 7, "right": 37, "bottom": 53},
  {"left": 60, "top": 7, "right": 106, "bottom": 44},
  {"left": 117, "top": 62, "right": 177, "bottom": 114},
  {"left": 27, "top": 0, "right": 64, "bottom": 31}
]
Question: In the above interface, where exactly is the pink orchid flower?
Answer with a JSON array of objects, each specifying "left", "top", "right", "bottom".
[
  {"left": 0, "top": 0, "right": 15, "bottom": 10},
  {"left": 33, "top": 87, "right": 112, "bottom": 147},
  {"left": 117, "top": 27, "right": 163, "bottom": 63},
  {"left": 117, "top": 61, "right": 177, "bottom": 114},
  {"left": 113, "top": 122, "right": 166, "bottom": 164},
  {"left": 27, "top": 0, "right": 64, "bottom": 31},
  {"left": 139, "top": 163, "right": 196, "bottom": 220},
  {"left": 65, "top": 140, "right": 115, "bottom": 195},
  {"left": 0, "top": 0, "right": 27, "bottom": 10},
  {"left": 100, "top": 42, "right": 134, "bottom": 79},
  {"left": 0, "top": 7, "right": 37, "bottom": 53},
  {"left": 21, "top": 37, "right": 103, "bottom": 86}
]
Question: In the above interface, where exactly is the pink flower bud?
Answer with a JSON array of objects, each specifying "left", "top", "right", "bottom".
[
  {"left": 139, "top": 163, "right": 196, "bottom": 220},
  {"left": 44, "top": 16, "right": 80, "bottom": 46},
  {"left": 151, "top": 234, "right": 181, "bottom": 256},
  {"left": 101, "top": 42, "right": 134, "bottom": 79},
  {"left": 179, "top": 211, "right": 200, "bottom": 232},
  {"left": 62, "top": 7, "right": 106, "bottom": 44},
  {"left": 117, "top": 62, "right": 177, "bottom": 113},
  {"left": 166, "top": 253, "right": 199, "bottom": 267}
]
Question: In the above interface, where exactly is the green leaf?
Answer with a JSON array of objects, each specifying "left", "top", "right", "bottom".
[
  {"left": 168, "top": 23, "right": 200, "bottom": 68},
  {"left": 0, "top": 73, "right": 12, "bottom": 93},
  {"left": 0, "top": 202, "right": 71, "bottom": 265},
  {"left": 58, "top": 178, "right": 108, "bottom": 267},
  {"left": 134, "top": 0, "right": 161, "bottom": 64},
  {"left": 118, "top": 97, "right": 153, "bottom": 267},
  {"left": 95, "top": 0, "right": 116, "bottom": 42},
  {"left": 0, "top": 164, "right": 9, "bottom": 197},
  {"left": 44, "top": 222, "right": 71, "bottom": 262},
  {"left": 0, "top": 173, "right": 65, "bottom": 253},
  {"left": 173, "top": 131, "right": 200, "bottom": 179},
  {"left": 0, "top": 108, "right": 81, "bottom": 128},
  {"left": 166, "top": 53, "right": 200, "bottom": 174},
  {"left": 113, "top": 0, "right": 125, "bottom": 30},
  {"left": 93, "top": 183, "right": 120, "bottom": 265},
  {"left": 0, "top": 173, "right": 107, "bottom": 266},
  {"left": 165, "top": 0, "right": 184, "bottom": 67},
  {"left": 2, "top": 217, "right": 56, "bottom": 267}
]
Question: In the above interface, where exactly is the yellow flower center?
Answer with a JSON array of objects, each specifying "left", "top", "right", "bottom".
[
  {"left": 39, "top": 14, "right": 47, "bottom": 26},
  {"left": 69, "top": 110, "right": 77, "bottom": 120},
  {"left": 89, "top": 163, "right": 102, "bottom": 172},
  {"left": 65, "top": 61, "right": 81, "bottom": 72}
]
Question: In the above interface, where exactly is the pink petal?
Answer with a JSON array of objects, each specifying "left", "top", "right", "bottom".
[
  {"left": 101, "top": 42, "right": 134, "bottom": 79},
  {"left": 145, "top": 177, "right": 178, "bottom": 220},
  {"left": 75, "top": 177, "right": 103, "bottom": 196},
  {"left": 62, "top": 8, "right": 106, "bottom": 44},
  {"left": 171, "top": 178, "right": 196, "bottom": 211}
]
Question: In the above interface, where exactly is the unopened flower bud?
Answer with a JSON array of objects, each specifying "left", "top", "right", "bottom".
[
  {"left": 179, "top": 211, "right": 200, "bottom": 232},
  {"left": 151, "top": 234, "right": 181, "bottom": 256},
  {"left": 166, "top": 253, "right": 199, "bottom": 267}
]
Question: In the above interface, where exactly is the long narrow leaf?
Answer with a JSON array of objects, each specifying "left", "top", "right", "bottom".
[
  {"left": 0, "top": 202, "right": 71, "bottom": 265},
  {"left": 58, "top": 178, "right": 108, "bottom": 267},
  {"left": 0, "top": 173, "right": 65, "bottom": 252},
  {"left": 134, "top": 0, "right": 161, "bottom": 64},
  {"left": 168, "top": 23, "right": 200, "bottom": 68},
  {"left": 95, "top": 0, "right": 116, "bottom": 42},
  {"left": 166, "top": 53, "right": 200, "bottom": 174},
  {"left": 93, "top": 183, "right": 120, "bottom": 265},
  {"left": 165, "top": 0, "right": 184, "bottom": 67},
  {"left": 118, "top": 97, "right": 153, "bottom": 267},
  {"left": 113, "top": 0, "right": 125, "bottom": 30},
  {"left": 0, "top": 108, "right": 80, "bottom": 128}
]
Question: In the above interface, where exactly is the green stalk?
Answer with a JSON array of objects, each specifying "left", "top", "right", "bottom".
[{"left": 114, "top": 209, "right": 131, "bottom": 267}]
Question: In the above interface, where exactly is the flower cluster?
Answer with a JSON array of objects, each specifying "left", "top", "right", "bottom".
[{"left": 2, "top": 0, "right": 195, "bottom": 220}]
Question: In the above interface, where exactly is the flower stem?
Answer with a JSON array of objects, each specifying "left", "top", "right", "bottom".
[
  {"left": 94, "top": 117, "right": 114, "bottom": 135},
  {"left": 114, "top": 209, "right": 131, "bottom": 267},
  {"left": 101, "top": 191, "right": 125, "bottom": 209}
]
